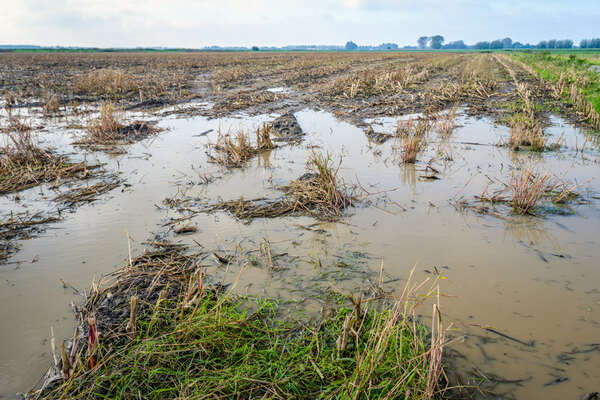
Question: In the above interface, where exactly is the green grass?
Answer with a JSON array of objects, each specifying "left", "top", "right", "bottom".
[
  {"left": 49, "top": 289, "right": 446, "bottom": 399},
  {"left": 511, "top": 51, "right": 600, "bottom": 116}
]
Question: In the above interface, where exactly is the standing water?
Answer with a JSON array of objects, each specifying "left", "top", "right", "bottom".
[{"left": 1, "top": 108, "right": 599, "bottom": 399}]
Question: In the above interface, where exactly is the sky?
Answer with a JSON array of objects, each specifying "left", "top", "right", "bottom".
[{"left": 1, "top": 0, "right": 598, "bottom": 48}]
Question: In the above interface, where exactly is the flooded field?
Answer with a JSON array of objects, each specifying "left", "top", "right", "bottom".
[{"left": 1, "top": 52, "right": 599, "bottom": 399}]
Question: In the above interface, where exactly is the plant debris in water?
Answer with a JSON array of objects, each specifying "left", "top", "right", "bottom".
[
  {"left": 53, "top": 177, "right": 121, "bottom": 207},
  {"left": 31, "top": 243, "right": 450, "bottom": 400},
  {"left": 207, "top": 123, "right": 275, "bottom": 168},
  {"left": 1, "top": 117, "right": 100, "bottom": 194},
  {"left": 456, "top": 164, "right": 584, "bottom": 217},
  {"left": 0, "top": 212, "right": 60, "bottom": 263},
  {"left": 213, "top": 151, "right": 353, "bottom": 221},
  {"left": 78, "top": 103, "right": 160, "bottom": 147}
]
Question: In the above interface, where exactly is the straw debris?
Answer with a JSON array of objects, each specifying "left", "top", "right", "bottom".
[
  {"left": 213, "top": 151, "right": 353, "bottom": 221},
  {"left": 81, "top": 103, "right": 160, "bottom": 147},
  {"left": 207, "top": 123, "right": 275, "bottom": 168},
  {"left": 1, "top": 212, "right": 60, "bottom": 263},
  {"left": 1, "top": 117, "right": 99, "bottom": 194}
]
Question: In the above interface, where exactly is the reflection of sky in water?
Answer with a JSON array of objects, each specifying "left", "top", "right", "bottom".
[{"left": 1, "top": 109, "right": 599, "bottom": 398}]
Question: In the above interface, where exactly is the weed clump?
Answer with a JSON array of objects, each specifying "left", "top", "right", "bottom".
[
  {"left": 400, "top": 135, "right": 424, "bottom": 163},
  {"left": 42, "top": 92, "right": 60, "bottom": 116},
  {"left": 282, "top": 151, "right": 353, "bottom": 215},
  {"left": 395, "top": 117, "right": 431, "bottom": 164},
  {"left": 436, "top": 106, "right": 458, "bottom": 136},
  {"left": 474, "top": 165, "right": 584, "bottom": 216},
  {"left": 509, "top": 167, "right": 553, "bottom": 214}
]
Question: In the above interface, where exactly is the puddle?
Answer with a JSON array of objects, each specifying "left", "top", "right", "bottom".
[
  {"left": 1, "top": 108, "right": 600, "bottom": 399},
  {"left": 266, "top": 86, "right": 292, "bottom": 94}
]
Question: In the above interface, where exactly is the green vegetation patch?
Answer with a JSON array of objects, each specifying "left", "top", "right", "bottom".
[
  {"left": 512, "top": 52, "right": 600, "bottom": 117},
  {"left": 36, "top": 245, "right": 448, "bottom": 400}
]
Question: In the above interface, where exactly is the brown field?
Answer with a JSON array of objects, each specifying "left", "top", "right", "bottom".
[{"left": 1, "top": 51, "right": 600, "bottom": 400}]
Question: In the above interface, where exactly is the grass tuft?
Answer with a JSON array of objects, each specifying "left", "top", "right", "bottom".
[
  {"left": 208, "top": 123, "right": 275, "bottom": 168},
  {"left": 212, "top": 151, "right": 353, "bottom": 221},
  {"left": 508, "top": 121, "right": 547, "bottom": 152},
  {"left": 84, "top": 102, "right": 159, "bottom": 146}
]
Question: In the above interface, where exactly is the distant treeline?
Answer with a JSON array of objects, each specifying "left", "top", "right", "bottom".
[
  {"left": 2, "top": 37, "right": 600, "bottom": 53},
  {"left": 579, "top": 39, "right": 600, "bottom": 49},
  {"left": 415, "top": 36, "right": 600, "bottom": 50}
]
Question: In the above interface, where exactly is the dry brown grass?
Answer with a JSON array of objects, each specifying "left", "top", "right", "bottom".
[
  {"left": 83, "top": 102, "right": 159, "bottom": 146},
  {"left": 395, "top": 116, "right": 431, "bottom": 163},
  {"left": 75, "top": 69, "right": 139, "bottom": 97},
  {"left": 476, "top": 165, "right": 583, "bottom": 215},
  {"left": 213, "top": 90, "right": 283, "bottom": 113},
  {"left": 212, "top": 151, "right": 353, "bottom": 221},
  {"left": 1, "top": 117, "right": 94, "bottom": 194},
  {"left": 508, "top": 122, "right": 547, "bottom": 151},
  {"left": 208, "top": 123, "right": 275, "bottom": 168},
  {"left": 436, "top": 106, "right": 458, "bottom": 136},
  {"left": 282, "top": 151, "right": 352, "bottom": 216},
  {"left": 87, "top": 103, "right": 125, "bottom": 142},
  {"left": 509, "top": 166, "right": 552, "bottom": 214},
  {"left": 42, "top": 92, "right": 60, "bottom": 116},
  {"left": 400, "top": 136, "right": 424, "bottom": 164}
]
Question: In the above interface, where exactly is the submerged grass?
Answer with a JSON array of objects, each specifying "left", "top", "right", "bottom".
[
  {"left": 508, "top": 121, "right": 547, "bottom": 152},
  {"left": 33, "top": 244, "right": 450, "bottom": 400},
  {"left": 0, "top": 212, "right": 61, "bottom": 263}
]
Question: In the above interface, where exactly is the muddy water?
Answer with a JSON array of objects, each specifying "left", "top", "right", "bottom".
[{"left": 1, "top": 108, "right": 600, "bottom": 399}]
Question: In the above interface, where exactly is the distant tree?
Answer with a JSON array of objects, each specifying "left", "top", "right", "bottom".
[
  {"left": 444, "top": 40, "right": 467, "bottom": 49},
  {"left": 592, "top": 38, "right": 600, "bottom": 48},
  {"left": 501, "top": 37, "right": 513, "bottom": 49},
  {"left": 490, "top": 40, "right": 503, "bottom": 49},
  {"left": 251, "top": 46, "right": 259, "bottom": 51},
  {"left": 512, "top": 41, "right": 524, "bottom": 49},
  {"left": 345, "top": 41, "right": 358, "bottom": 50},
  {"left": 556, "top": 39, "right": 573, "bottom": 49},
  {"left": 537, "top": 41, "right": 548, "bottom": 49},
  {"left": 474, "top": 41, "right": 490, "bottom": 50},
  {"left": 417, "top": 36, "right": 429, "bottom": 49},
  {"left": 379, "top": 43, "right": 398, "bottom": 50},
  {"left": 429, "top": 35, "right": 444, "bottom": 49},
  {"left": 547, "top": 39, "right": 557, "bottom": 49}
]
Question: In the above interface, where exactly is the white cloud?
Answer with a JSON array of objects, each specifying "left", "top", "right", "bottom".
[{"left": 0, "top": 0, "right": 598, "bottom": 47}]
